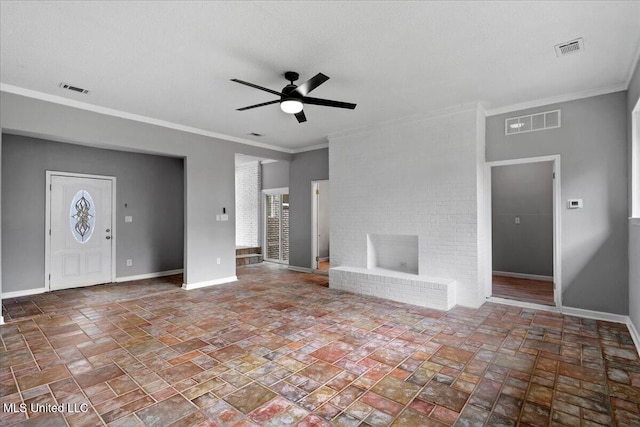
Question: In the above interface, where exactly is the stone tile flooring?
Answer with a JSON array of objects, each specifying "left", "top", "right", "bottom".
[{"left": 1, "top": 263, "right": 639, "bottom": 426}]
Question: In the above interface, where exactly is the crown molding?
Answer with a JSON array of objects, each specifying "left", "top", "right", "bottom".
[
  {"left": 477, "top": 103, "right": 488, "bottom": 117},
  {"left": 485, "top": 83, "right": 627, "bottom": 117},
  {"left": 328, "top": 102, "right": 480, "bottom": 142},
  {"left": 291, "top": 142, "right": 329, "bottom": 154},
  {"left": 0, "top": 83, "right": 293, "bottom": 154},
  {"left": 625, "top": 41, "right": 640, "bottom": 89}
]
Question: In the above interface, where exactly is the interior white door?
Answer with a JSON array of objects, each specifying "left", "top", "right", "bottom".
[{"left": 50, "top": 175, "right": 113, "bottom": 290}]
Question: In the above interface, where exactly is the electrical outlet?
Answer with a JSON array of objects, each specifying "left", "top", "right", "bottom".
[
  {"left": 567, "top": 199, "right": 583, "bottom": 209},
  {"left": 216, "top": 257, "right": 221, "bottom": 265},
  {"left": 126, "top": 259, "right": 133, "bottom": 267}
]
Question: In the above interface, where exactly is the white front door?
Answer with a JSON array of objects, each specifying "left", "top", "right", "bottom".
[{"left": 49, "top": 174, "right": 114, "bottom": 290}]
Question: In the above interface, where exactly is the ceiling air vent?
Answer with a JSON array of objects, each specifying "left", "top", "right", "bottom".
[
  {"left": 59, "top": 82, "right": 90, "bottom": 94},
  {"left": 554, "top": 38, "right": 584, "bottom": 57},
  {"left": 505, "top": 109, "right": 561, "bottom": 135}
]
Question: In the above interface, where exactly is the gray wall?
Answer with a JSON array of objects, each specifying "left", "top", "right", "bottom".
[
  {"left": 486, "top": 91, "right": 628, "bottom": 314},
  {"left": 2, "top": 134, "right": 184, "bottom": 293},
  {"left": 0, "top": 133, "right": 3, "bottom": 305},
  {"left": 492, "top": 162, "right": 553, "bottom": 277},
  {"left": 289, "top": 148, "right": 329, "bottom": 269},
  {"left": 0, "top": 92, "right": 291, "bottom": 290},
  {"left": 262, "top": 161, "right": 290, "bottom": 190},
  {"left": 628, "top": 55, "right": 640, "bottom": 334},
  {"left": 629, "top": 54, "right": 640, "bottom": 217}
]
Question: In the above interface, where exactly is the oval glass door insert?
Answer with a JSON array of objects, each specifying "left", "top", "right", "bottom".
[{"left": 70, "top": 190, "right": 96, "bottom": 243}]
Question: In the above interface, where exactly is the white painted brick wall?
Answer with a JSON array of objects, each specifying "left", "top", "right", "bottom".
[
  {"left": 330, "top": 266, "right": 456, "bottom": 310},
  {"left": 235, "top": 161, "right": 261, "bottom": 247},
  {"left": 329, "top": 106, "right": 486, "bottom": 308}
]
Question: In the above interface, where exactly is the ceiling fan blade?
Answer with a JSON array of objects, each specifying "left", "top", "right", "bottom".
[
  {"left": 294, "top": 73, "right": 329, "bottom": 96},
  {"left": 230, "top": 79, "right": 283, "bottom": 97},
  {"left": 236, "top": 100, "right": 279, "bottom": 111},
  {"left": 302, "top": 96, "right": 357, "bottom": 110},
  {"left": 295, "top": 110, "right": 307, "bottom": 123}
]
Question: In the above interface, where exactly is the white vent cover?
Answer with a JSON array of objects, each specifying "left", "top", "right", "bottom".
[
  {"left": 555, "top": 38, "right": 584, "bottom": 57},
  {"left": 59, "top": 82, "right": 90, "bottom": 94},
  {"left": 505, "top": 109, "right": 561, "bottom": 135}
]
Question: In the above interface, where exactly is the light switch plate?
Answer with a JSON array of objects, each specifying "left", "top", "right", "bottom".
[
  {"left": 125, "top": 216, "right": 133, "bottom": 223},
  {"left": 220, "top": 214, "right": 229, "bottom": 221}
]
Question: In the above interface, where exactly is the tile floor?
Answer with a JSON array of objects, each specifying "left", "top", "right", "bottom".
[{"left": 1, "top": 263, "right": 639, "bottom": 426}]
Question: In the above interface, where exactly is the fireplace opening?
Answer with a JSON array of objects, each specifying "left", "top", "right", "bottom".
[{"left": 367, "top": 234, "right": 418, "bottom": 274}]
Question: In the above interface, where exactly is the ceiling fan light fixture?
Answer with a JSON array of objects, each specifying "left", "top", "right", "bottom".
[
  {"left": 281, "top": 99, "right": 303, "bottom": 114},
  {"left": 231, "top": 72, "right": 355, "bottom": 124}
]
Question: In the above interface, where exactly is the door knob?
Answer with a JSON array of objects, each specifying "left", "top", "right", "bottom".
[
  {"left": 106, "top": 236, "right": 111, "bottom": 240},
  {"left": 106, "top": 228, "right": 111, "bottom": 232}
]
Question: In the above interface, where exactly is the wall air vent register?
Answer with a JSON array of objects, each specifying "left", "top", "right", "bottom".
[
  {"left": 554, "top": 38, "right": 584, "bottom": 57},
  {"left": 505, "top": 109, "right": 561, "bottom": 135}
]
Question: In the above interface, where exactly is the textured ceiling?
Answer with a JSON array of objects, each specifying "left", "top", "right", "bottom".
[{"left": 1, "top": 1, "right": 639, "bottom": 152}]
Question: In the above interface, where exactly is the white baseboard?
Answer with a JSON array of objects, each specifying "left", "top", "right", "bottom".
[
  {"left": 0, "top": 315, "right": 4, "bottom": 325},
  {"left": 628, "top": 320, "right": 640, "bottom": 358},
  {"left": 561, "top": 306, "right": 629, "bottom": 324},
  {"left": 288, "top": 266, "right": 313, "bottom": 273},
  {"left": 182, "top": 276, "right": 237, "bottom": 290},
  {"left": 318, "top": 257, "right": 330, "bottom": 262},
  {"left": 2, "top": 287, "right": 46, "bottom": 299},
  {"left": 493, "top": 271, "right": 553, "bottom": 282},
  {"left": 116, "top": 269, "right": 183, "bottom": 283},
  {"left": 627, "top": 318, "right": 640, "bottom": 357}
]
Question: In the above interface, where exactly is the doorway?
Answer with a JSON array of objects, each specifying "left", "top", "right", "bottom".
[
  {"left": 485, "top": 156, "right": 561, "bottom": 307},
  {"left": 45, "top": 171, "right": 116, "bottom": 290},
  {"left": 311, "top": 180, "right": 330, "bottom": 273},
  {"left": 263, "top": 188, "right": 289, "bottom": 264}
]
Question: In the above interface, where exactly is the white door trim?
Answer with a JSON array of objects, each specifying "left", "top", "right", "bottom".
[
  {"left": 262, "top": 187, "right": 289, "bottom": 264},
  {"left": 483, "top": 155, "right": 562, "bottom": 307},
  {"left": 311, "top": 182, "right": 319, "bottom": 271},
  {"left": 45, "top": 171, "right": 117, "bottom": 291},
  {"left": 311, "top": 180, "right": 330, "bottom": 273}
]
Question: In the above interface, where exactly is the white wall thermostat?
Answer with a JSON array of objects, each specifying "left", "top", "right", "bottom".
[{"left": 567, "top": 199, "right": 583, "bottom": 209}]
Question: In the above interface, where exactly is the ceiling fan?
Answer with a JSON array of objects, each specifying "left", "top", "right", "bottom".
[{"left": 231, "top": 71, "right": 356, "bottom": 123}]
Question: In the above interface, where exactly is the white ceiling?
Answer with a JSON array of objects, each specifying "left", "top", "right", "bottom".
[{"left": 1, "top": 1, "right": 639, "bottom": 152}]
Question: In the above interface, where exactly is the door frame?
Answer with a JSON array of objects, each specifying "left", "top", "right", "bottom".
[
  {"left": 262, "top": 187, "right": 289, "bottom": 264},
  {"left": 45, "top": 171, "right": 117, "bottom": 291},
  {"left": 483, "top": 155, "right": 562, "bottom": 307},
  {"left": 311, "top": 180, "right": 329, "bottom": 272}
]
